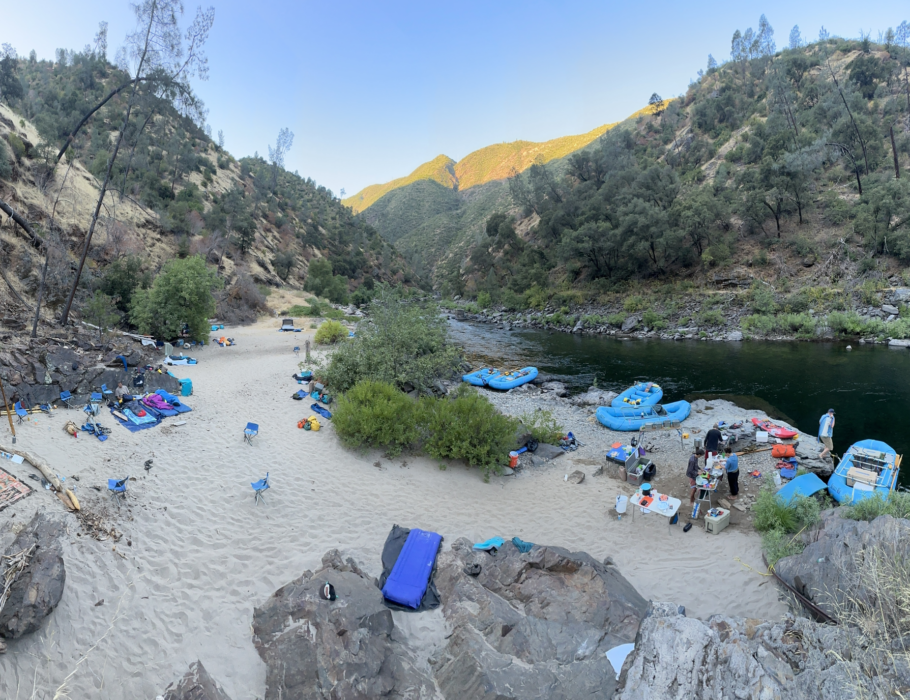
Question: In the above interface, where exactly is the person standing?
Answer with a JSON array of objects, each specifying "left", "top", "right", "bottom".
[
  {"left": 724, "top": 446, "right": 739, "bottom": 500},
  {"left": 704, "top": 423, "right": 723, "bottom": 465},
  {"left": 818, "top": 408, "right": 835, "bottom": 460},
  {"left": 687, "top": 448, "right": 704, "bottom": 504}
]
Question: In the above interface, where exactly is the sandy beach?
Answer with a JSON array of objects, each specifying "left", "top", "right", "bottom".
[{"left": 0, "top": 319, "right": 785, "bottom": 699}]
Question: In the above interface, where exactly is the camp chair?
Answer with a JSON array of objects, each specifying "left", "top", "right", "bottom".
[
  {"left": 108, "top": 476, "right": 130, "bottom": 502},
  {"left": 101, "top": 384, "right": 113, "bottom": 396},
  {"left": 244, "top": 422, "right": 259, "bottom": 446},
  {"left": 91, "top": 391, "right": 103, "bottom": 403},
  {"left": 14, "top": 402, "right": 28, "bottom": 425},
  {"left": 251, "top": 472, "right": 270, "bottom": 504},
  {"left": 60, "top": 390, "right": 75, "bottom": 409}
]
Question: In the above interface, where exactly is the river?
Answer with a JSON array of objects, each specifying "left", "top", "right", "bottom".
[{"left": 450, "top": 320, "right": 910, "bottom": 487}]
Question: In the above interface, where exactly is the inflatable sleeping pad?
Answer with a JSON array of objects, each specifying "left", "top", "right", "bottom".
[{"left": 381, "top": 528, "right": 443, "bottom": 609}]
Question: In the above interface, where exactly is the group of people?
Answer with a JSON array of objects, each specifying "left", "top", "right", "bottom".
[{"left": 686, "top": 425, "right": 739, "bottom": 506}]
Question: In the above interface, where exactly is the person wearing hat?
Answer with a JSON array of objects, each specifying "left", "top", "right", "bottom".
[{"left": 818, "top": 408, "right": 835, "bottom": 460}]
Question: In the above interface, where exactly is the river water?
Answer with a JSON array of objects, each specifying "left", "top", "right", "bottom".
[{"left": 450, "top": 320, "right": 910, "bottom": 486}]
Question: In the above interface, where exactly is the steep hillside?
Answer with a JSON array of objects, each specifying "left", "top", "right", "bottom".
[
  {"left": 0, "top": 49, "right": 414, "bottom": 329},
  {"left": 343, "top": 154, "right": 457, "bottom": 214}
]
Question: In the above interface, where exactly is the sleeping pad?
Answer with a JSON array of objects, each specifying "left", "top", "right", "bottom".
[{"left": 379, "top": 525, "right": 442, "bottom": 611}]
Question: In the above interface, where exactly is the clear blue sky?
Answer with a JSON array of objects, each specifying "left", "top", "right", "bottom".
[{"left": 3, "top": 1, "right": 906, "bottom": 195}]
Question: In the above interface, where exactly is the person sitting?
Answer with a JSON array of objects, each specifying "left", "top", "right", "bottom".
[
  {"left": 114, "top": 382, "right": 130, "bottom": 403},
  {"left": 687, "top": 448, "right": 705, "bottom": 505},
  {"left": 724, "top": 446, "right": 739, "bottom": 500}
]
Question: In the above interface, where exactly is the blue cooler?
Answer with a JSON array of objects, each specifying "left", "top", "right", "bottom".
[{"left": 179, "top": 378, "right": 193, "bottom": 396}]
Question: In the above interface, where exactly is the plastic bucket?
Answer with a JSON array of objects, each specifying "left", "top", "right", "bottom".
[
  {"left": 773, "top": 470, "right": 782, "bottom": 487},
  {"left": 615, "top": 495, "right": 628, "bottom": 514},
  {"left": 509, "top": 454, "right": 518, "bottom": 468}
]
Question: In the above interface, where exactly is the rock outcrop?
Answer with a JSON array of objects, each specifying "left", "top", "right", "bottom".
[
  {"left": 0, "top": 512, "right": 66, "bottom": 639},
  {"left": 774, "top": 510, "right": 910, "bottom": 620},
  {"left": 616, "top": 603, "right": 884, "bottom": 700},
  {"left": 569, "top": 386, "right": 618, "bottom": 406},
  {"left": 430, "top": 539, "right": 648, "bottom": 699},
  {"left": 252, "top": 550, "right": 436, "bottom": 699},
  {"left": 159, "top": 661, "right": 233, "bottom": 700}
]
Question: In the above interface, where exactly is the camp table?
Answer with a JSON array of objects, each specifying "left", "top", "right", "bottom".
[{"left": 630, "top": 491, "right": 682, "bottom": 531}]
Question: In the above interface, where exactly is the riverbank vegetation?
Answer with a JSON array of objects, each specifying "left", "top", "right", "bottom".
[
  {"left": 843, "top": 491, "right": 910, "bottom": 520},
  {"left": 753, "top": 483, "right": 825, "bottom": 564}
]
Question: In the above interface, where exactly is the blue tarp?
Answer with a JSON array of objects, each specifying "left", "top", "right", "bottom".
[
  {"left": 776, "top": 473, "right": 827, "bottom": 506},
  {"left": 381, "top": 528, "right": 443, "bottom": 609},
  {"left": 154, "top": 389, "right": 193, "bottom": 413}
]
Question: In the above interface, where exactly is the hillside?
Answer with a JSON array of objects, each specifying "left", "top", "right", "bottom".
[
  {"left": 365, "top": 28, "right": 910, "bottom": 341},
  {"left": 343, "top": 121, "right": 627, "bottom": 213},
  {"left": 0, "top": 48, "right": 415, "bottom": 331}
]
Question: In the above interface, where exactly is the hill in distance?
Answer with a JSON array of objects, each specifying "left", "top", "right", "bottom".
[{"left": 343, "top": 111, "right": 659, "bottom": 214}]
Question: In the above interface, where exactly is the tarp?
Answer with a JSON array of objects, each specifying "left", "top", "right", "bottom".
[
  {"left": 378, "top": 524, "right": 442, "bottom": 612},
  {"left": 776, "top": 472, "right": 827, "bottom": 506}
]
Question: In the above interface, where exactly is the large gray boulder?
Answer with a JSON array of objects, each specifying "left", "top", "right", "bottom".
[
  {"left": 621, "top": 315, "right": 640, "bottom": 332},
  {"left": 160, "top": 661, "right": 233, "bottom": 700},
  {"left": 616, "top": 603, "right": 886, "bottom": 700},
  {"left": 0, "top": 513, "right": 66, "bottom": 639},
  {"left": 570, "top": 387, "right": 618, "bottom": 407},
  {"left": 430, "top": 539, "right": 648, "bottom": 699},
  {"left": 252, "top": 550, "right": 436, "bottom": 699},
  {"left": 774, "top": 510, "right": 910, "bottom": 620}
]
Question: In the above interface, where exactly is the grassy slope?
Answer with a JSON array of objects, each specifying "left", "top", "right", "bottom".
[{"left": 343, "top": 154, "right": 456, "bottom": 213}]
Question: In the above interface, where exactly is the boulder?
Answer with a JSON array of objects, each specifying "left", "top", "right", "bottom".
[
  {"left": 0, "top": 513, "right": 66, "bottom": 639},
  {"left": 528, "top": 443, "right": 565, "bottom": 465},
  {"left": 431, "top": 539, "right": 648, "bottom": 699},
  {"left": 252, "top": 550, "right": 435, "bottom": 699},
  {"left": 882, "top": 304, "right": 900, "bottom": 315},
  {"left": 792, "top": 441, "right": 834, "bottom": 478},
  {"left": 774, "top": 510, "right": 910, "bottom": 620},
  {"left": 160, "top": 661, "right": 233, "bottom": 700},
  {"left": 621, "top": 315, "right": 640, "bottom": 332},
  {"left": 570, "top": 387, "right": 618, "bottom": 407},
  {"left": 725, "top": 330, "right": 743, "bottom": 341},
  {"left": 892, "top": 288, "right": 910, "bottom": 304},
  {"left": 889, "top": 339, "right": 910, "bottom": 348},
  {"left": 616, "top": 603, "right": 883, "bottom": 700},
  {"left": 539, "top": 381, "right": 569, "bottom": 397},
  {"left": 566, "top": 470, "right": 585, "bottom": 484}
]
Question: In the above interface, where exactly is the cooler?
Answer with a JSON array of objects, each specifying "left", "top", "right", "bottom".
[
  {"left": 179, "top": 378, "right": 193, "bottom": 397},
  {"left": 704, "top": 508, "right": 731, "bottom": 535}
]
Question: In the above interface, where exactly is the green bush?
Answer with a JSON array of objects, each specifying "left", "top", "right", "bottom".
[
  {"left": 697, "top": 309, "right": 725, "bottom": 327},
  {"left": 749, "top": 283, "right": 777, "bottom": 314},
  {"left": 753, "top": 483, "right": 824, "bottom": 565},
  {"left": 607, "top": 313, "right": 625, "bottom": 327},
  {"left": 741, "top": 314, "right": 776, "bottom": 336},
  {"left": 519, "top": 408, "right": 564, "bottom": 445},
  {"left": 761, "top": 529, "right": 806, "bottom": 565},
  {"left": 843, "top": 491, "right": 910, "bottom": 521},
  {"left": 100, "top": 255, "right": 151, "bottom": 313},
  {"left": 642, "top": 310, "right": 667, "bottom": 330},
  {"left": 420, "top": 387, "right": 519, "bottom": 479},
  {"left": 315, "top": 320, "right": 347, "bottom": 344},
  {"left": 753, "top": 484, "right": 798, "bottom": 533},
  {"left": 477, "top": 291, "right": 492, "bottom": 309},
  {"left": 623, "top": 295, "right": 647, "bottom": 312},
  {"left": 0, "top": 139, "right": 11, "bottom": 179},
  {"left": 6, "top": 133, "right": 26, "bottom": 161},
  {"left": 323, "top": 287, "right": 462, "bottom": 393},
  {"left": 332, "top": 380, "right": 420, "bottom": 456}
]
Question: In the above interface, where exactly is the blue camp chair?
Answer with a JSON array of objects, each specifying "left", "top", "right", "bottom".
[
  {"left": 91, "top": 391, "right": 103, "bottom": 403},
  {"left": 251, "top": 472, "right": 270, "bottom": 504},
  {"left": 60, "top": 390, "right": 75, "bottom": 409},
  {"left": 101, "top": 384, "right": 113, "bottom": 396},
  {"left": 244, "top": 422, "right": 259, "bottom": 446},
  {"left": 14, "top": 402, "right": 28, "bottom": 425},
  {"left": 108, "top": 476, "right": 130, "bottom": 502}
]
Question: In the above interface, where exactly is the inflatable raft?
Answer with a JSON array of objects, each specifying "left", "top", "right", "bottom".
[
  {"left": 751, "top": 418, "right": 798, "bottom": 439},
  {"left": 827, "top": 439, "right": 901, "bottom": 505},
  {"left": 611, "top": 382, "right": 663, "bottom": 408},
  {"left": 596, "top": 400, "right": 692, "bottom": 432},
  {"left": 462, "top": 368, "right": 501, "bottom": 386},
  {"left": 487, "top": 367, "right": 538, "bottom": 391}
]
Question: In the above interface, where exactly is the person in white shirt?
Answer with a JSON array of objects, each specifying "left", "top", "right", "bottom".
[{"left": 818, "top": 408, "right": 835, "bottom": 460}]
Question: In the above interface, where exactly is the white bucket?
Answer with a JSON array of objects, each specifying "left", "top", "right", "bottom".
[
  {"left": 773, "top": 470, "right": 782, "bottom": 487},
  {"left": 615, "top": 495, "right": 628, "bottom": 514}
]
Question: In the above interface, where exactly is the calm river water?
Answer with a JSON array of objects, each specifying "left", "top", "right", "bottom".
[{"left": 450, "top": 320, "right": 910, "bottom": 486}]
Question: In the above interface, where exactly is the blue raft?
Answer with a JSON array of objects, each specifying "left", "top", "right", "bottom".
[
  {"left": 487, "top": 367, "right": 538, "bottom": 391},
  {"left": 596, "top": 400, "right": 692, "bottom": 432},
  {"left": 827, "top": 439, "right": 901, "bottom": 505},
  {"left": 611, "top": 382, "right": 663, "bottom": 408},
  {"left": 381, "top": 528, "right": 443, "bottom": 609},
  {"left": 463, "top": 368, "right": 501, "bottom": 386}
]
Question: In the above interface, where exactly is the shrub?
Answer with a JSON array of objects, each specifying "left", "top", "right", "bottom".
[
  {"left": 477, "top": 291, "right": 492, "bottom": 309},
  {"left": 843, "top": 491, "right": 910, "bottom": 521},
  {"left": 697, "top": 309, "right": 725, "bottom": 327},
  {"left": 607, "top": 313, "right": 626, "bottom": 327},
  {"left": 323, "top": 287, "right": 462, "bottom": 393},
  {"left": 519, "top": 408, "right": 564, "bottom": 445},
  {"left": 753, "top": 484, "right": 798, "bottom": 534},
  {"left": 754, "top": 483, "right": 824, "bottom": 565},
  {"left": 0, "top": 139, "right": 11, "bottom": 179},
  {"left": 100, "top": 255, "right": 151, "bottom": 313},
  {"left": 332, "top": 380, "right": 419, "bottom": 456},
  {"left": 420, "top": 387, "right": 519, "bottom": 479},
  {"left": 749, "top": 283, "right": 777, "bottom": 314},
  {"left": 82, "top": 290, "right": 120, "bottom": 340},
  {"left": 272, "top": 251, "right": 295, "bottom": 281},
  {"left": 623, "top": 295, "right": 647, "bottom": 312},
  {"left": 6, "top": 133, "right": 26, "bottom": 161},
  {"left": 741, "top": 314, "right": 776, "bottom": 336},
  {"left": 315, "top": 320, "right": 347, "bottom": 344},
  {"left": 130, "top": 255, "right": 222, "bottom": 340},
  {"left": 642, "top": 310, "right": 667, "bottom": 330},
  {"left": 218, "top": 274, "right": 269, "bottom": 325}
]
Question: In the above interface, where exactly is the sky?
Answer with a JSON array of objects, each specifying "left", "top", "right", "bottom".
[{"left": 3, "top": 1, "right": 906, "bottom": 195}]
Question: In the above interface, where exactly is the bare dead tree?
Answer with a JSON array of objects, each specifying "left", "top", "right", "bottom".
[{"left": 59, "top": 0, "right": 215, "bottom": 326}]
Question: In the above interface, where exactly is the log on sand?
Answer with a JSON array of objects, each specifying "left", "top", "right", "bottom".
[{"left": 0, "top": 442, "right": 77, "bottom": 510}]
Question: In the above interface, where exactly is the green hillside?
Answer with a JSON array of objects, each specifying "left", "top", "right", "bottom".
[{"left": 343, "top": 154, "right": 456, "bottom": 213}]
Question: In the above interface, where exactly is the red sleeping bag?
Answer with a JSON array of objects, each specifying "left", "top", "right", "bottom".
[{"left": 771, "top": 444, "right": 796, "bottom": 458}]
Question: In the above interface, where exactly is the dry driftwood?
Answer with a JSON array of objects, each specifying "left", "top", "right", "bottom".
[{"left": 0, "top": 442, "right": 76, "bottom": 510}]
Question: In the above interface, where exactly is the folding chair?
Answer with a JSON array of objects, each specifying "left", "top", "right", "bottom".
[
  {"left": 14, "top": 402, "right": 28, "bottom": 425},
  {"left": 244, "top": 422, "right": 259, "bottom": 446},
  {"left": 101, "top": 384, "right": 113, "bottom": 397},
  {"left": 91, "top": 391, "right": 103, "bottom": 403},
  {"left": 108, "top": 476, "right": 130, "bottom": 502},
  {"left": 251, "top": 472, "right": 270, "bottom": 504},
  {"left": 60, "top": 390, "right": 75, "bottom": 409}
]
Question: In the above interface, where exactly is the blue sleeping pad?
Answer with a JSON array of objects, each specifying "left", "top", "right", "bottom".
[{"left": 381, "top": 528, "right": 443, "bottom": 609}]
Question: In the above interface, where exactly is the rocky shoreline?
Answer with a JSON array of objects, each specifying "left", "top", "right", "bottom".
[{"left": 447, "top": 284, "right": 910, "bottom": 346}]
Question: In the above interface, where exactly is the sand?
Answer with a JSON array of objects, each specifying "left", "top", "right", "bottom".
[{"left": 0, "top": 319, "right": 785, "bottom": 699}]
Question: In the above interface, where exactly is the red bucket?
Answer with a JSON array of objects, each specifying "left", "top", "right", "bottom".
[{"left": 509, "top": 453, "right": 519, "bottom": 468}]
